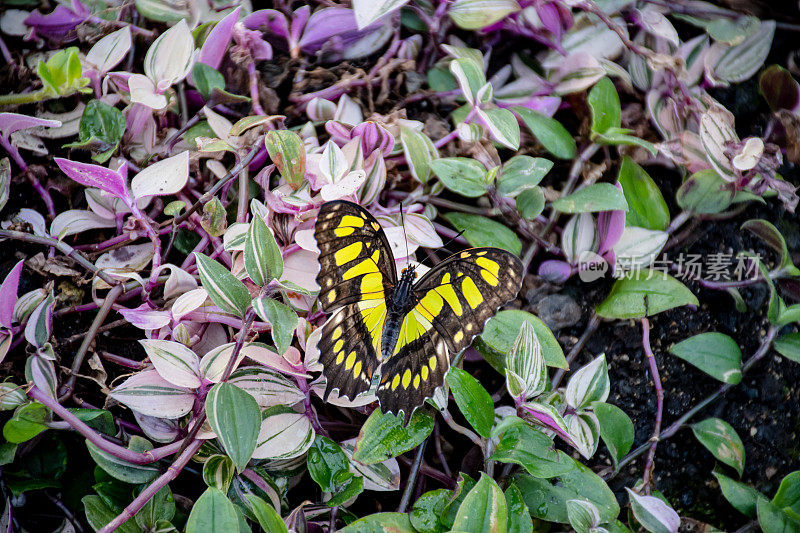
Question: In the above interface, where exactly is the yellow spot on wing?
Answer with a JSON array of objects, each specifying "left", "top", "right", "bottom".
[
  {"left": 462, "top": 277, "right": 483, "bottom": 309},
  {"left": 435, "top": 284, "right": 463, "bottom": 316},
  {"left": 413, "top": 374, "right": 420, "bottom": 388},
  {"left": 428, "top": 355, "right": 437, "bottom": 371},
  {"left": 334, "top": 339, "right": 344, "bottom": 352},
  {"left": 327, "top": 289, "right": 337, "bottom": 303},
  {"left": 360, "top": 272, "right": 384, "bottom": 296},
  {"left": 343, "top": 259, "right": 378, "bottom": 280},
  {"left": 442, "top": 272, "right": 451, "bottom": 284},
  {"left": 336, "top": 352, "right": 344, "bottom": 364},
  {"left": 418, "top": 291, "right": 443, "bottom": 320},
  {"left": 402, "top": 369, "right": 412, "bottom": 389},
  {"left": 480, "top": 269, "right": 499, "bottom": 287},
  {"left": 476, "top": 257, "right": 500, "bottom": 276},
  {"left": 334, "top": 242, "right": 363, "bottom": 265},
  {"left": 391, "top": 374, "right": 401, "bottom": 390},
  {"left": 334, "top": 227, "right": 354, "bottom": 237},
  {"left": 332, "top": 326, "right": 342, "bottom": 340},
  {"left": 340, "top": 215, "right": 365, "bottom": 228},
  {"left": 454, "top": 330, "right": 463, "bottom": 343},
  {"left": 421, "top": 365, "right": 429, "bottom": 381},
  {"left": 345, "top": 351, "right": 356, "bottom": 371},
  {"left": 353, "top": 360, "right": 362, "bottom": 379}
]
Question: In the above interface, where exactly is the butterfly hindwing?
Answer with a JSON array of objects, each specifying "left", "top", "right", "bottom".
[
  {"left": 315, "top": 200, "right": 397, "bottom": 312},
  {"left": 318, "top": 301, "right": 386, "bottom": 401},
  {"left": 413, "top": 248, "right": 523, "bottom": 354}
]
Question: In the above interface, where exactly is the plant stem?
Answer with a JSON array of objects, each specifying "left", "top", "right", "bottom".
[
  {"left": 59, "top": 283, "right": 125, "bottom": 401},
  {"left": 641, "top": 317, "right": 664, "bottom": 494},
  {"left": 397, "top": 438, "right": 427, "bottom": 513},
  {"left": 0, "top": 89, "right": 48, "bottom": 106},
  {"left": 28, "top": 386, "right": 182, "bottom": 464},
  {"left": 99, "top": 439, "right": 204, "bottom": 533},
  {"left": 441, "top": 409, "right": 481, "bottom": 447},
  {"left": 0, "top": 230, "right": 122, "bottom": 287}
]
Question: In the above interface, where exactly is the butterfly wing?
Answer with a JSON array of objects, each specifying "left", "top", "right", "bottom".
[
  {"left": 377, "top": 248, "right": 523, "bottom": 421},
  {"left": 315, "top": 201, "right": 397, "bottom": 400}
]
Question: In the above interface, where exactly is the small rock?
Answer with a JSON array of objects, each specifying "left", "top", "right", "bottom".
[{"left": 532, "top": 293, "right": 582, "bottom": 331}]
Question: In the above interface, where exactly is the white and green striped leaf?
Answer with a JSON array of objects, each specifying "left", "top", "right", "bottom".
[
  {"left": 195, "top": 252, "right": 251, "bottom": 318},
  {"left": 252, "top": 412, "right": 315, "bottom": 460},
  {"left": 228, "top": 367, "right": 305, "bottom": 408},
  {"left": 139, "top": 339, "right": 201, "bottom": 388},
  {"left": 109, "top": 369, "right": 195, "bottom": 419},
  {"left": 206, "top": 382, "right": 261, "bottom": 472},
  {"left": 244, "top": 215, "right": 283, "bottom": 286},
  {"left": 400, "top": 126, "right": 438, "bottom": 184},
  {"left": 253, "top": 297, "right": 298, "bottom": 355}
]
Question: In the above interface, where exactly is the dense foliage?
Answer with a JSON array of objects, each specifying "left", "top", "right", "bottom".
[{"left": 0, "top": 0, "right": 798, "bottom": 532}]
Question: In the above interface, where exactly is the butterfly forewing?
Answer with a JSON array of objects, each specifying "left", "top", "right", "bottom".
[
  {"left": 315, "top": 201, "right": 397, "bottom": 400},
  {"left": 377, "top": 248, "right": 523, "bottom": 422}
]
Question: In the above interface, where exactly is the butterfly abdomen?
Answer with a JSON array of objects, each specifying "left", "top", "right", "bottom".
[{"left": 380, "top": 268, "right": 416, "bottom": 361}]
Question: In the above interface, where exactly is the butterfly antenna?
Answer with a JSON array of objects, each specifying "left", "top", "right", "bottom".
[
  {"left": 417, "top": 229, "right": 467, "bottom": 268},
  {"left": 400, "top": 202, "right": 412, "bottom": 271}
]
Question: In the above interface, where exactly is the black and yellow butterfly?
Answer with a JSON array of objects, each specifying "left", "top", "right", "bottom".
[{"left": 315, "top": 200, "right": 523, "bottom": 422}]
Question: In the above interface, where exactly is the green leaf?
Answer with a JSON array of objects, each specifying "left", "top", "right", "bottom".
[
  {"left": 516, "top": 188, "right": 545, "bottom": 220},
  {"left": 676, "top": 169, "right": 734, "bottom": 214},
  {"left": 86, "top": 436, "right": 159, "bottom": 484},
  {"left": 243, "top": 493, "right": 288, "bottom": 533},
  {"left": 244, "top": 215, "right": 284, "bottom": 286},
  {"left": 430, "top": 157, "right": 488, "bottom": 198},
  {"left": 669, "top": 332, "right": 742, "bottom": 384},
  {"left": 692, "top": 417, "right": 745, "bottom": 476},
  {"left": 327, "top": 474, "right": 364, "bottom": 507},
  {"left": 193, "top": 63, "right": 226, "bottom": 100},
  {"left": 497, "top": 155, "right": 553, "bottom": 197},
  {"left": 742, "top": 219, "right": 799, "bottom": 274},
  {"left": 83, "top": 495, "right": 141, "bottom": 533},
  {"left": 202, "top": 454, "right": 235, "bottom": 492},
  {"left": 452, "top": 473, "right": 508, "bottom": 533},
  {"left": 185, "top": 487, "right": 239, "bottom": 532},
  {"left": 411, "top": 489, "right": 451, "bottom": 533},
  {"left": 513, "top": 462, "right": 619, "bottom": 524},
  {"left": 713, "top": 470, "right": 760, "bottom": 518},
  {"left": 552, "top": 183, "right": 628, "bottom": 213},
  {"left": 772, "top": 333, "right": 800, "bottom": 363},
  {"left": 490, "top": 417, "right": 575, "bottom": 478},
  {"left": 449, "top": 57, "right": 487, "bottom": 105},
  {"left": 592, "top": 402, "right": 634, "bottom": 468},
  {"left": 307, "top": 436, "right": 349, "bottom": 493},
  {"left": 773, "top": 471, "right": 800, "bottom": 516},
  {"left": 265, "top": 130, "right": 306, "bottom": 189},
  {"left": 479, "top": 107, "right": 521, "bottom": 150},
  {"left": 340, "top": 512, "right": 416, "bottom": 532},
  {"left": 448, "top": 0, "right": 521, "bottom": 30},
  {"left": 3, "top": 402, "right": 49, "bottom": 443},
  {"left": 352, "top": 409, "right": 434, "bottom": 465},
  {"left": 593, "top": 128, "right": 658, "bottom": 156},
  {"left": 64, "top": 100, "right": 126, "bottom": 163},
  {"left": 505, "top": 484, "right": 533, "bottom": 533},
  {"left": 588, "top": 77, "right": 621, "bottom": 134},
  {"left": 513, "top": 107, "right": 576, "bottom": 159},
  {"left": 595, "top": 269, "right": 698, "bottom": 319},
  {"left": 401, "top": 126, "right": 439, "bottom": 184},
  {"left": 757, "top": 497, "right": 800, "bottom": 533},
  {"left": 205, "top": 383, "right": 261, "bottom": 473},
  {"left": 442, "top": 212, "right": 522, "bottom": 255},
  {"left": 446, "top": 367, "right": 495, "bottom": 438},
  {"left": 195, "top": 253, "right": 251, "bottom": 318},
  {"left": 253, "top": 297, "right": 298, "bottom": 355},
  {"left": 135, "top": 485, "right": 175, "bottom": 530},
  {"left": 478, "top": 310, "right": 567, "bottom": 369},
  {"left": 617, "top": 156, "right": 669, "bottom": 231}
]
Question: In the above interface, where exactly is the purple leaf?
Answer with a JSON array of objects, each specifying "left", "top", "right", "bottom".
[
  {"left": 244, "top": 9, "right": 290, "bottom": 40},
  {"left": 596, "top": 208, "right": 626, "bottom": 255},
  {"left": 55, "top": 158, "right": 129, "bottom": 200},
  {"left": 350, "top": 121, "right": 395, "bottom": 156},
  {"left": 198, "top": 7, "right": 241, "bottom": 70},
  {"left": 298, "top": 8, "right": 374, "bottom": 54},
  {"left": 0, "top": 260, "right": 24, "bottom": 329},
  {"left": 24, "top": 4, "right": 86, "bottom": 41},
  {"left": 119, "top": 304, "right": 172, "bottom": 331},
  {"left": 0, "top": 112, "right": 62, "bottom": 139},
  {"left": 538, "top": 260, "right": 573, "bottom": 283}
]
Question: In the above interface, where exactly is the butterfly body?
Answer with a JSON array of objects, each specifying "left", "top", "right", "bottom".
[{"left": 314, "top": 200, "right": 523, "bottom": 422}]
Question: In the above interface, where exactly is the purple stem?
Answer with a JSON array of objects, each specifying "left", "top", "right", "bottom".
[
  {"left": 0, "top": 35, "right": 13, "bottom": 65},
  {"left": 641, "top": 318, "right": 663, "bottom": 494},
  {"left": 248, "top": 60, "right": 266, "bottom": 116},
  {"left": 28, "top": 386, "right": 183, "bottom": 464},
  {"left": 0, "top": 134, "right": 56, "bottom": 218},
  {"left": 99, "top": 439, "right": 204, "bottom": 533}
]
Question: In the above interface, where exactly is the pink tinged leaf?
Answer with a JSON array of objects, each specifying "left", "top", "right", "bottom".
[
  {"left": 0, "top": 332, "right": 12, "bottom": 364},
  {"left": 538, "top": 260, "right": 573, "bottom": 283},
  {"left": 24, "top": 293, "right": 54, "bottom": 349},
  {"left": 130, "top": 151, "right": 190, "bottom": 199},
  {"left": 240, "top": 344, "right": 311, "bottom": 378},
  {"left": 0, "top": 113, "right": 62, "bottom": 139},
  {"left": 297, "top": 8, "right": 364, "bottom": 52},
  {"left": 26, "top": 355, "right": 57, "bottom": 399},
  {"left": 289, "top": 5, "right": 311, "bottom": 44},
  {"left": 596, "top": 208, "right": 626, "bottom": 255},
  {"left": 513, "top": 96, "right": 561, "bottom": 116},
  {"left": 140, "top": 339, "right": 201, "bottom": 388},
  {"left": 627, "top": 489, "right": 681, "bottom": 533},
  {"left": 128, "top": 73, "right": 167, "bottom": 110},
  {"left": 55, "top": 157, "right": 129, "bottom": 199},
  {"left": 132, "top": 411, "right": 181, "bottom": 443},
  {"left": 520, "top": 402, "right": 576, "bottom": 446},
  {"left": 199, "top": 7, "right": 241, "bottom": 69},
  {"left": 404, "top": 213, "right": 444, "bottom": 248},
  {"left": 321, "top": 170, "right": 366, "bottom": 201},
  {"left": 350, "top": 121, "right": 395, "bottom": 156},
  {"left": 119, "top": 304, "right": 172, "bottom": 331},
  {"left": 0, "top": 260, "right": 24, "bottom": 329},
  {"left": 50, "top": 209, "right": 116, "bottom": 238},
  {"left": 24, "top": 4, "right": 85, "bottom": 41},
  {"left": 109, "top": 369, "right": 195, "bottom": 419}
]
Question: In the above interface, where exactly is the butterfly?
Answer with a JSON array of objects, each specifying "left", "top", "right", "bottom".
[{"left": 314, "top": 200, "right": 523, "bottom": 423}]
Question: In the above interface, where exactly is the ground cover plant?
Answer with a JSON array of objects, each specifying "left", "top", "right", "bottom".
[{"left": 0, "top": 0, "right": 799, "bottom": 531}]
